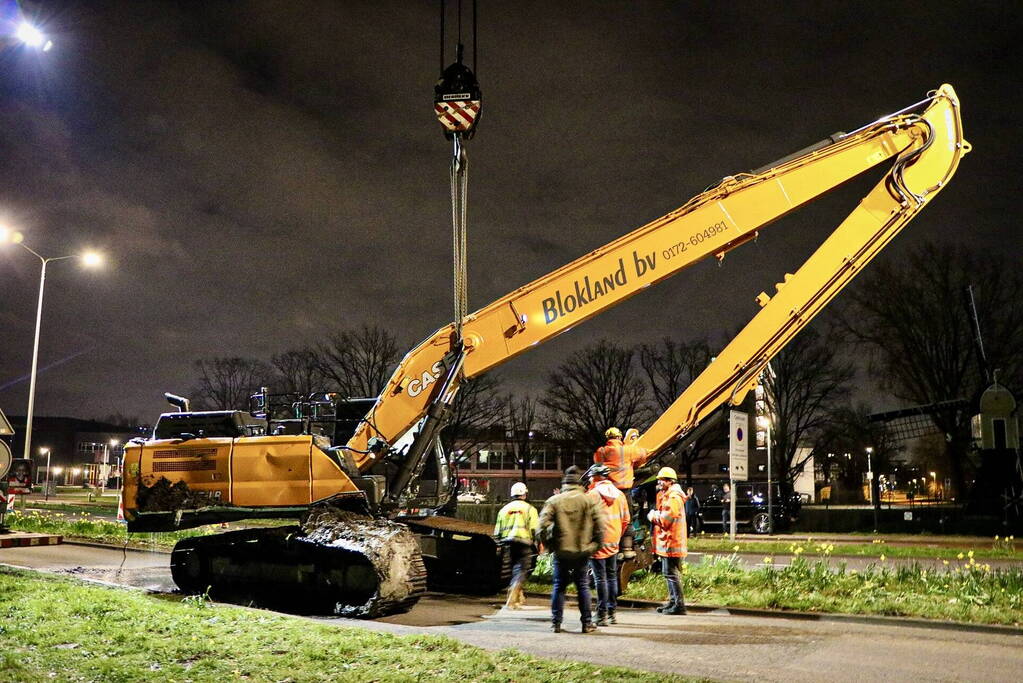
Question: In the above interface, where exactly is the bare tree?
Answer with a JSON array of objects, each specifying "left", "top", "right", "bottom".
[
  {"left": 192, "top": 357, "right": 270, "bottom": 410},
  {"left": 639, "top": 336, "right": 712, "bottom": 411},
  {"left": 844, "top": 242, "right": 1023, "bottom": 497},
  {"left": 316, "top": 325, "right": 402, "bottom": 398},
  {"left": 640, "top": 336, "right": 714, "bottom": 482},
  {"left": 541, "top": 339, "right": 650, "bottom": 450},
  {"left": 811, "top": 403, "right": 898, "bottom": 504},
  {"left": 440, "top": 373, "right": 505, "bottom": 462},
  {"left": 766, "top": 326, "right": 854, "bottom": 500},
  {"left": 270, "top": 348, "right": 325, "bottom": 395},
  {"left": 505, "top": 394, "right": 540, "bottom": 484},
  {"left": 96, "top": 412, "right": 141, "bottom": 429}
]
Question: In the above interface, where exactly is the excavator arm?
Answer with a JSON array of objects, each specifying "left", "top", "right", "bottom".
[
  {"left": 349, "top": 85, "right": 968, "bottom": 470},
  {"left": 635, "top": 84, "right": 967, "bottom": 457}
]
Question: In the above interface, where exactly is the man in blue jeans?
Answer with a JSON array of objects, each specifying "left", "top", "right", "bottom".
[{"left": 538, "top": 466, "right": 605, "bottom": 633}]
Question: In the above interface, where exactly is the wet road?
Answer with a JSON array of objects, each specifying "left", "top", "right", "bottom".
[{"left": 2, "top": 543, "right": 1021, "bottom": 682}]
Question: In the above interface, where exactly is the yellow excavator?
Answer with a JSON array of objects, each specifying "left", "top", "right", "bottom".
[{"left": 122, "top": 84, "right": 967, "bottom": 617}]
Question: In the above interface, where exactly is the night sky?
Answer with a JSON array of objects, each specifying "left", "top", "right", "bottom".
[{"left": 1, "top": 1, "right": 1020, "bottom": 422}]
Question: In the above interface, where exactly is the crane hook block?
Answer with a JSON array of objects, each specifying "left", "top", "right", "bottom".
[{"left": 435, "top": 51, "right": 481, "bottom": 139}]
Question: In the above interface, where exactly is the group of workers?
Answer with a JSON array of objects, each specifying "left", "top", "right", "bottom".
[{"left": 494, "top": 427, "right": 689, "bottom": 633}]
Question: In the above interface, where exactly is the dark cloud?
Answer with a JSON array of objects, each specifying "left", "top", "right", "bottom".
[{"left": 1, "top": 0, "right": 1021, "bottom": 422}]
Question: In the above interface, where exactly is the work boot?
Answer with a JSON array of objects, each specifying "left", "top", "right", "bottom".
[
  {"left": 596, "top": 612, "right": 609, "bottom": 627},
  {"left": 655, "top": 602, "right": 673, "bottom": 613},
  {"left": 608, "top": 609, "right": 618, "bottom": 624},
  {"left": 508, "top": 584, "right": 524, "bottom": 609},
  {"left": 551, "top": 623, "right": 562, "bottom": 633},
  {"left": 662, "top": 603, "right": 687, "bottom": 615},
  {"left": 582, "top": 622, "right": 598, "bottom": 633}
]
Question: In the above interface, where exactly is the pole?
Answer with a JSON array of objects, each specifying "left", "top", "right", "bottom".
[
  {"left": 22, "top": 260, "right": 47, "bottom": 461},
  {"left": 729, "top": 477, "right": 737, "bottom": 540},
  {"left": 766, "top": 421, "right": 773, "bottom": 534},
  {"left": 100, "top": 443, "right": 108, "bottom": 495},
  {"left": 867, "top": 447, "right": 878, "bottom": 532},
  {"left": 44, "top": 449, "right": 51, "bottom": 501}
]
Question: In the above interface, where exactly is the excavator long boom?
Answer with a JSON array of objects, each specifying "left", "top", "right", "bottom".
[
  {"left": 635, "top": 84, "right": 967, "bottom": 457},
  {"left": 349, "top": 84, "right": 968, "bottom": 468}
]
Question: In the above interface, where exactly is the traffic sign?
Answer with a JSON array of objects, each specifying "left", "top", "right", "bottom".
[
  {"left": 0, "top": 440, "right": 11, "bottom": 479},
  {"left": 729, "top": 410, "right": 749, "bottom": 481},
  {"left": 0, "top": 407, "right": 13, "bottom": 436}
]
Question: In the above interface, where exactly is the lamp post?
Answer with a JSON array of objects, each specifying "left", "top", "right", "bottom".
[
  {"left": 866, "top": 446, "right": 878, "bottom": 532},
  {"left": 758, "top": 415, "right": 773, "bottom": 534},
  {"left": 101, "top": 438, "right": 119, "bottom": 495},
  {"left": 40, "top": 447, "right": 51, "bottom": 500},
  {"left": 1, "top": 227, "right": 103, "bottom": 465}
]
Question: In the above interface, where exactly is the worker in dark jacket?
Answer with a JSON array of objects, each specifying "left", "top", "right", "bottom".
[
  {"left": 684, "top": 486, "right": 701, "bottom": 534},
  {"left": 538, "top": 466, "right": 605, "bottom": 633}
]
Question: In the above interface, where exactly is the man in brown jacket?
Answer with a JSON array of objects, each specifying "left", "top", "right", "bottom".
[{"left": 538, "top": 466, "right": 605, "bottom": 633}]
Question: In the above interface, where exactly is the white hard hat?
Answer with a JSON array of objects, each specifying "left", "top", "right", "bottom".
[{"left": 511, "top": 482, "right": 528, "bottom": 497}]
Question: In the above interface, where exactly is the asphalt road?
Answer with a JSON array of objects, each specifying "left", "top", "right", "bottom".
[{"left": 2, "top": 543, "right": 1021, "bottom": 682}]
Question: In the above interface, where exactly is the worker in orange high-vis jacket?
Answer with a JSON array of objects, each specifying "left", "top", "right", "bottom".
[
  {"left": 585, "top": 464, "right": 631, "bottom": 626},
  {"left": 647, "top": 466, "right": 688, "bottom": 615},
  {"left": 594, "top": 427, "right": 651, "bottom": 558}
]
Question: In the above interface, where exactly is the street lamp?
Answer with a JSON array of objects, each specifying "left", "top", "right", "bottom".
[
  {"left": 39, "top": 447, "right": 51, "bottom": 501},
  {"left": 101, "top": 438, "right": 119, "bottom": 494},
  {"left": 2, "top": 18, "right": 53, "bottom": 52},
  {"left": 865, "top": 446, "right": 878, "bottom": 532},
  {"left": 1, "top": 228, "right": 103, "bottom": 464},
  {"left": 757, "top": 414, "right": 773, "bottom": 533}
]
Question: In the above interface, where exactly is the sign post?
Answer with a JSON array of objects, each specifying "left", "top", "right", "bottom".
[
  {"left": 729, "top": 410, "right": 749, "bottom": 541},
  {"left": 1, "top": 410, "right": 14, "bottom": 527}
]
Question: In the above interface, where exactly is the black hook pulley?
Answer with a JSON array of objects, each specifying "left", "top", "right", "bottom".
[{"left": 435, "top": 43, "right": 481, "bottom": 139}]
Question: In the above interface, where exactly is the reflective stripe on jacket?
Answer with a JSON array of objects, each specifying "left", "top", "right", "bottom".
[
  {"left": 494, "top": 499, "right": 539, "bottom": 545},
  {"left": 593, "top": 438, "right": 651, "bottom": 489},
  {"left": 651, "top": 483, "right": 688, "bottom": 558},
  {"left": 587, "top": 480, "right": 631, "bottom": 559}
]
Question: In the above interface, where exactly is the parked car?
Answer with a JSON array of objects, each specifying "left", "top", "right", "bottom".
[
  {"left": 697, "top": 482, "right": 801, "bottom": 534},
  {"left": 457, "top": 491, "right": 487, "bottom": 504}
]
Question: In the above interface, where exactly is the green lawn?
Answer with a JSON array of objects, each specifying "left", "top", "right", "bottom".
[
  {"left": 528, "top": 554, "right": 1023, "bottom": 627},
  {"left": 3, "top": 509, "right": 212, "bottom": 550},
  {"left": 688, "top": 533, "right": 1022, "bottom": 561},
  {"left": 0, "top": 568, "right": 690, "bottom": 683}
]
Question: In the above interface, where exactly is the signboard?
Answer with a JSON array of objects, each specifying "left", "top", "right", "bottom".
[
  {"left": 729, "top": 410, "right": 749, "bottom": 481},
  {"left": 0, "top": 440, "right": 11, "bottom": 479},
  {"left": 6, "top": 458, "right": 34, "bottom": 495}
]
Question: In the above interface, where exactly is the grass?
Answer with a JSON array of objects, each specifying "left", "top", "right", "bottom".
[
  {"left": 0, "top": 568, "right": 689, "bottom": 683},
  {"left": 3, "top": 509, "right": 213, "bottom": 550},
  {"left": 22, "top": 501, "right": 119, "bottom": 515},
  {"left": 528, "top": 553, "right": 1023, "bottom": 626},
  {"left": 687, "top": 533, "right": 1023, "bottom": 561}
]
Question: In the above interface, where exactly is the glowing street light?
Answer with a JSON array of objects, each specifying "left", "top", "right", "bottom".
[
  {"left": 13, "top": 21, "right": 53, "bottom": 51},
  {"left": 0, "top": 227, "right": 104, "bottom": 464}
]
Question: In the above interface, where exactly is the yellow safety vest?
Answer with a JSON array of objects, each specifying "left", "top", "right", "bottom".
[{"left": 494, "top": 499, "right": 539, "bottom": 545}]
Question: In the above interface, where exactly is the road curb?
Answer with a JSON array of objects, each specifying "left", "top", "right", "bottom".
[
  {"left": 0, "top": 531, "right": 62, "bottom": 548},
  {"left": 63, "top": 539, "right": 171, "bottom": 554},
  {"left": 524, "top": 590, "right": 1023, "bottom": 636}
]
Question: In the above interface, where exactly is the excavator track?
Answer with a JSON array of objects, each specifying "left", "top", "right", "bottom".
[{"left": 170, "top": 507, "right": 427, "bottom": 618}]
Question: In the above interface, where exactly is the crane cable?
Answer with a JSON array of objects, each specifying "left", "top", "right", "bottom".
[
  {"left": 451, "top": 136, "right": 468, "bottom": 338},
  {"left": 435, "top": 0, "right": 480, "bottom": 342}
]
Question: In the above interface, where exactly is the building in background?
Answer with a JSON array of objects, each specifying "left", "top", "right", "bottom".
[{"left": 4, "top": 416, "right": 144, "bottom": 488}]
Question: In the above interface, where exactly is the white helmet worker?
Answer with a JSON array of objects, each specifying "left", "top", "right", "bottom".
[{"left": 510, "top": 482, "right": 528, "bottom": 498}]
